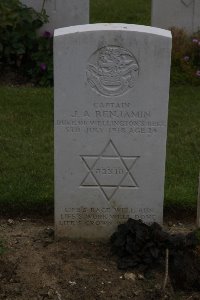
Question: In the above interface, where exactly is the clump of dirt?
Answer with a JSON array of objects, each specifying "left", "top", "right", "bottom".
[
  {"left": 110, "top": 218, "right": 200, "bottom": 291},
  {"left": 0, "top": 217, "right": 200, "bottom": 300},
  {"left": 111, "top": 219, "right": 168, "bottom": 269}
]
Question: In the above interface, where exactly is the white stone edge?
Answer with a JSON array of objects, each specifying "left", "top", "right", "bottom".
[{"left": 54, "top": 23, "right": 172, "bottom": 39}]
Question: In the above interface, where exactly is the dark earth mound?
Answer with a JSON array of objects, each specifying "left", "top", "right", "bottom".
[{"left": 110, "top": 218, "right": 200, "bottom": 291}]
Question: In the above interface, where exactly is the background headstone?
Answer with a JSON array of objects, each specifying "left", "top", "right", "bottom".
[
  {"left": 21, "top": 0, "right": 89, "bottom": 34},
  {"left": 54, "top": 24, "right": 172, "bottom": 240},
  {"left": 152, "top": 0, "right": 200, "bottom": 33}
]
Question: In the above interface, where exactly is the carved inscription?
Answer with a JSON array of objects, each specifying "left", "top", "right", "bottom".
[
  {"left": 81, "top": 140, "right": 139, "bottom": 201},
  {"left": 59, "top": 207, "right": 157, "bottom": 226},
  {"left": 86, "top": 46, "right": 139, "bottom": 96},
  {"left": 56, "top": 101, "right": 166, "bottom": 135},
  {"left": 95, "top": 167, "right": 124, "bottom": 175}
]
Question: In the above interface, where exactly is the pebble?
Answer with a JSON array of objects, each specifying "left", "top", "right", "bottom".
[
  {"left": 137, "top": 274, "right": 145, "bottom": 280},
  {"left": 55, "top": 290, "right": 62, "bottom": 300},
  {"left": 133, "top": 291, "right": 140, "bottom": 296},
  {"left": 124, "top": 272, "right": 136, "bottom": 281},
  {"left": 8, "top": 219, "right": 14, "bottom": 225},
  {"left": 69, "top": 281, "right": 76, "bottom": 286},
  {"left": 47, "top": 289, "right": 54, "bottom": 298}
]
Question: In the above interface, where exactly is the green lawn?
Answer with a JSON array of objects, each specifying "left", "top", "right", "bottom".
[
  {"left": 0, "top": 87, "right": 53, "bottom": 214},
  {"left": 90, "top": 0, "right": 151, "bottom": 25},
  {"left": 0, "top": 0, "right": 199, "bottom": 214},
  {"left": 0, "top": 86, "right": 199, "bottom": 214},
  {"left": 165, "top": 86, "right": 200, "bottom": 210}
]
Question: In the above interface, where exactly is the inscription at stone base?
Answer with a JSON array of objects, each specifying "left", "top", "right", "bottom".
[{"left": 59, "top": 207, "right": 157, "bottom": 226}]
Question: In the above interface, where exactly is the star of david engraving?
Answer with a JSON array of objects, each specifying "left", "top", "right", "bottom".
[
  {"left": 80, "top": 140, "right": 140, "bottom": 201},
  {"left": 181, "top": 0, "right": 194, "bottom": 7}
]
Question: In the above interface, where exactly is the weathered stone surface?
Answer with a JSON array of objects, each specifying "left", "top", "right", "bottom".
[
  {"left": 152, "top": 0, "right": 200, "bottom": 33},
  {"left": 20, "top": 0, "right": 89, "bottom": 33},
  {"left": 54, "top": 24, "right": 172, "bottom": 239}
]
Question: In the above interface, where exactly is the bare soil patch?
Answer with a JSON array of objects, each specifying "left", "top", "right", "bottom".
[{"left": 0, "top": 218, "right": 199, "bottom": 300}]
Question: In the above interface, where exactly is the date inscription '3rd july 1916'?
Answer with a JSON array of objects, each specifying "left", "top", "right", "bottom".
[
  {"left": 86, "top": 46, "right": 139, "bottom": 97},
  {"left": 80, "top": 139, "right": 140, "bottom": 201}
]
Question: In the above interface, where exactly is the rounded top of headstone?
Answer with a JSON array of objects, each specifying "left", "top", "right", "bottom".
[{"left": 54, "top": 23, "right": 172, "bottom": 39}]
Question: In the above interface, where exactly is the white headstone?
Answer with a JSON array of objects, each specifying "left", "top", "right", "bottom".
[
  {"left": 20, "top": 0, "right": 89, "bottom": 34},
  {"left": 152, "top": 0, "right": 200, "bottom": 33},
  {"left": 54, "top": 24, "right": 172, "bottom": 240}
]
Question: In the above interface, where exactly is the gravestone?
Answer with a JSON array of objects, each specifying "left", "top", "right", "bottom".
[
  {"left": 20, "top": 0, "right": 89, "bottom": 33},
  {"left": 54, "top": 24, "right": 172, "bottom": 240},
  {"left": 152, "top": 0, "right": 200, "bottom": 33}
]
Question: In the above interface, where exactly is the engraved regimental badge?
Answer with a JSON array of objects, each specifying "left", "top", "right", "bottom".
[{"left": 86, "top": 46, "right": 139, "bottom": 97}]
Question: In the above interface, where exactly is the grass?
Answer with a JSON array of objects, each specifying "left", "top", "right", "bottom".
[
  {"left": 0, "top": 0, "right": 199, "bottom": 214},
  {"left": 0, "top": 87, "right": 53, "bottom": 214},
  {"left": 90, "top": 0, "right": 151, "bottom": 25},
  {"left": 165, "top": 86, "right": 200, "bottom": 210},
  {"left": 0, "top": 85, "right": 199, "bottom": 214}
]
